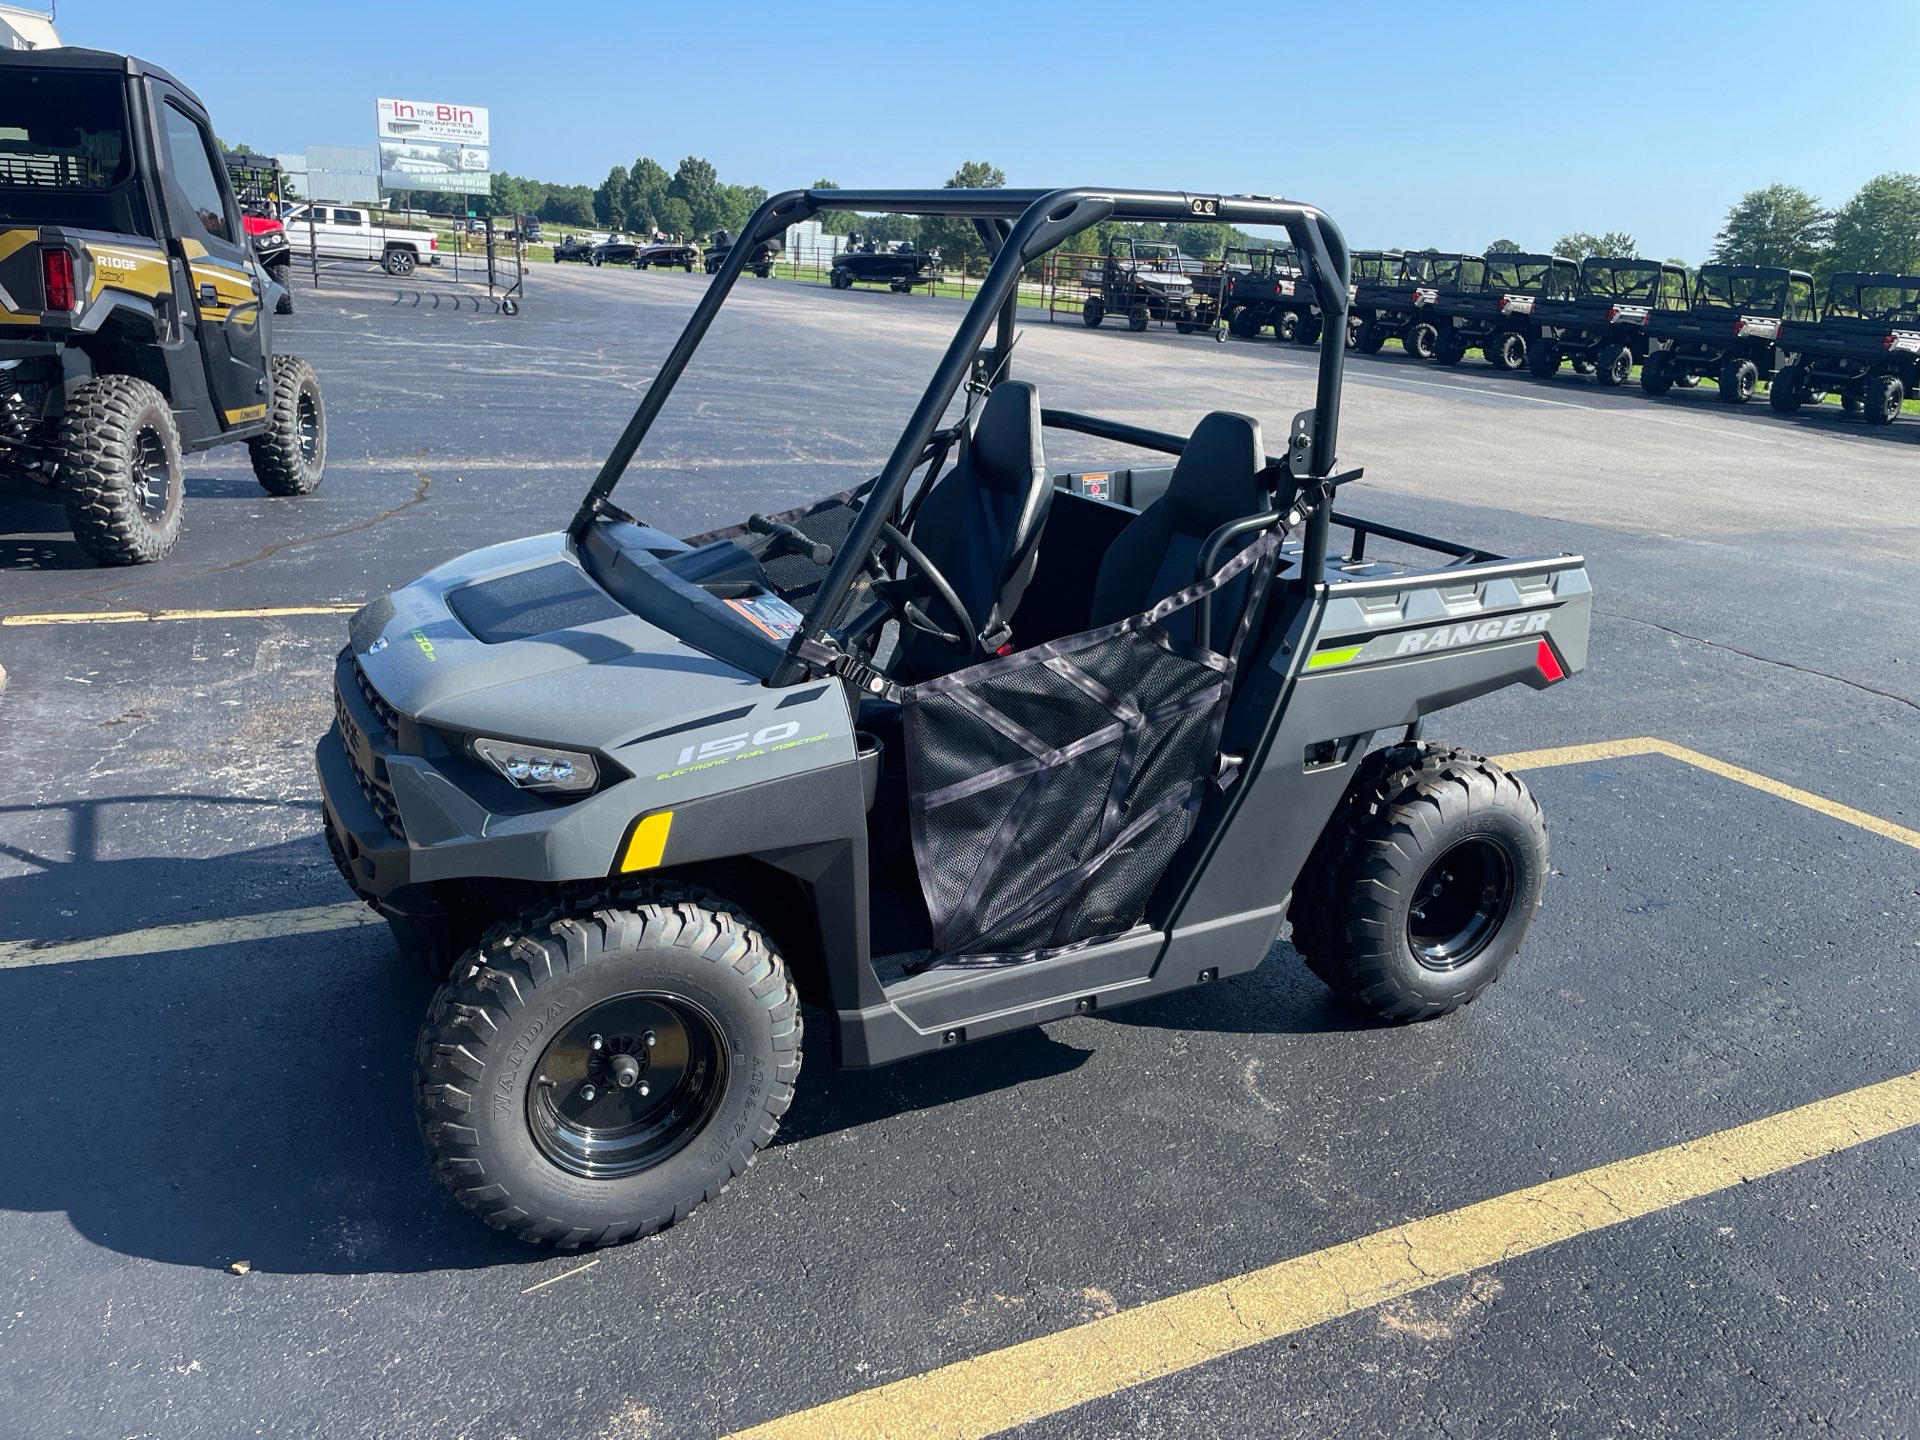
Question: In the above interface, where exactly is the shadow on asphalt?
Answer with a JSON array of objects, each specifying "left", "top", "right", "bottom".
[
  {"left": 0, "top": 834, "right": 539, "bottom": 1277},
  {"left": 1098, "top": 947, "right": 1392, "bottom": 1037}
]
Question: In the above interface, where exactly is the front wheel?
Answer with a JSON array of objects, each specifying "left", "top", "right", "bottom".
[
  {"left": 1486, "top": 331, "right": 1527, "bottom": 371},
  {"left": 1719, "top": 357, "right": 1759, "bottom": 404},
  {"left": 1289, "top": 743, "right": 1548, "bottom": 1021},
  {"left": 248, "top": 355, "right": 327, "bottom": 495},
  {"left": 1402, "top": 321, "right": 1437, "bottom": 359},
  {"left": 1295, "top": 314, "right": 1322, "bottom": 346},
  {"left": 1597, "top": 344, "right": 1634, "bottom": 386},
  {"left": 1769, "top": 363, "right": 1806, "bottom": 413},
  {"left": 57, "top": 374, "right": 185, "bottom": 566},
  {"left": 1639, "top": 350, "right": 1673, "bottom": 395},
  {"left": 1275, "top": 311, "right": 1300, "bottom": 343},
  {"left": 1082, "top": 300, "right": 1104, "bottom": 327},
  {"left": 416, "top": 887, "right": 802, "bottom": 1247},
  {"left": 1866, "top": 373, "right": 1905, "bottom": 425},
  {"left": 1127, "top": 304, "right": 1149, "bottom": 332}
]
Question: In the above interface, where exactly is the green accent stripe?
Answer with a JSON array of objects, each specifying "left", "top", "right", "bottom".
[{"left": 1307, "top": 646, "right": 1362, "bottom": 669}]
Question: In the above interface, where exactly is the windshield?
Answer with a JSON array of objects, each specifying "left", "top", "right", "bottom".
[
  {"left": 1426, "top": 256, "right": 1485, "bottom": 289},
  {"left": 1352, "top": 254, "right": 1404, "bottom": 284},
  {"left": 1834, "top": 280, "right": 1920, "bottom": 321},
  {"left": 1694, "top": 268, "right": 1787, "bottom": 313},
  {"left": 1581, "top": 263, "right": 1660, "bottom": 301},
  {"left": 0, "top": 67, "right": 152, "bottom": 234}
]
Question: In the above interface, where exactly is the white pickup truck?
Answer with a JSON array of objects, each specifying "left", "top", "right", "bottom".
[{"left": 279, "top": 204, "right": 440, "bottom": 275}]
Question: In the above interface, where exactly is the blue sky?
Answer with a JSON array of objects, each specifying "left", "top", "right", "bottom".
[{"left": 45, "top": 0, "right": 1920, "bottom": 262}]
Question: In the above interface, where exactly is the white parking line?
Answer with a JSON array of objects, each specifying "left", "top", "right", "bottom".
[{"left": 0, "top": 901, "right": 384, "bottom": 969}]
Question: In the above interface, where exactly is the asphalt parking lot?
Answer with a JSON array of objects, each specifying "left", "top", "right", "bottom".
[{"left": 2, "top": 260, "right": 1917, "bottom": 1439}]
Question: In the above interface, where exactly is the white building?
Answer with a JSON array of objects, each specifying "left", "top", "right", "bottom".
[{"left": 0, "top": 3, "right": 61, "bottom": 49}]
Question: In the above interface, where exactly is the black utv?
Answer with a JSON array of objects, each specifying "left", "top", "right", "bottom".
[
  {"left": 1528, "top": 258, "right": 1690, "bottom": 386},
  {"left": 830, "top": 235, "right": 942, "bottom": 293},
  {"left": 1770, "top": 273, "right": 1920, "bottom": 425},
  {"left": 0, "top": 47, "right": 327, "bottom": 565},
  {"left": 1083, "top": 237, "right": 1216, "bottom": 332},
  {"left": 1348, "top": 250, "right": 1425, "bottom": 353},
  {"left": 314, "top": 183, "right": 1590, "bottom": 1248},
  {"left": 1223, "top": 244, "right": 1310, "bottom": 340},
  {"left": 1429, "top": 253, "right": 1578, "bottom": 371},
  {"left": 1401, "top": 253, "right": 1484, "bottom": 360},
  {"left": 1641, "top": 264, "right": 1814, "bottom": 404}
]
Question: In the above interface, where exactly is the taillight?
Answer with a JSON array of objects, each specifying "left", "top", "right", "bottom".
[
  {"left": 42, "top": 248, "right": 76, "bottom": 311},
  {"left": 1535, "top": 639, "right": 1565, "bottom": 682}
]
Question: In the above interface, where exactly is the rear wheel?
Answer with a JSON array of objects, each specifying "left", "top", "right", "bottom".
[
  {"left": 383, "top": 247, "right": 416, "bottom": 277},
  {"left": 248, "top": 355, "right": 327, "bottom": 496},
  {"left": 57, "top": 375, "right": 185, "bottom": 566},
  {"left": 1597, "top": 344, "right": 1633, "bottom": 386},
  {"left": 415, "top": 885, "right": 802, "bottom": 1247},
  {"left": 1402, "top": 321, "right": 1437, "bottom": 359},
  {"left": 1639, "top": 350, "right": 1674, "bottom": 395},
  {"left": 1434, "top": 334, "right": 1466, "bottom": 366},
  {"left": 1275, "top": 311, "right": 1299, "bottom": 343},
  {"left": 1082, "top": 300, "right": 1104, "bottom": 327},
  {"left": 1527, "top": 341, "right": 1561, "bottom": 378},
  {"left": 1127, "top": 304, "right": 1149, "bottom": 332},
  {"left": 1486, "top": 331, "right": 1527, "bottom": 371},
  {"left": 1866, "top": 373, "right": 1905, "bottom": 424},
  {"left": 1355, "top": 323, "right": 1386, "bottom": 354},
  {"left": 1769, "top": 363, "right": 1806, "bottom": 413},
  {"left": 1719, "top": 357, "right": 1759, "bottom": 404},
  {"left": 1175, "top": 321, "right": 1196, "bottom": 334},
  {"left": 1227, "top": 306, "right": 1258, "bottom": 338},
  {"left": 1296, "top": 314, "right": 1322, "bottom": 346},
  {"left": 1289, "top": 743, "right": 1548, "bottom": 1022}
]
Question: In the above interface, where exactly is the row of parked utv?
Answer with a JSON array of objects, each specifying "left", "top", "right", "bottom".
[{"left": 1214, "top": 247, "right": 1919, "bottom": 425}]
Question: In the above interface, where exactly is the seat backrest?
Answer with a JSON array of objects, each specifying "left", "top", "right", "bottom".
[
  {"left": 897, "top": 381, "right": 1052, "bottom": 680},
  {"left": 1087, "top": 411, "right": 1268, "bottom": 651}
]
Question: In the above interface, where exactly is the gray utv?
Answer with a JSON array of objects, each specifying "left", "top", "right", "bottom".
[{"left": 316, "top": 185, "right": 1591, "bottom": 1248}]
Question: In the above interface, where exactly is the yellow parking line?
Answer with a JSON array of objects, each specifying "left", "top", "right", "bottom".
[
  {"left": 726, "top": 1068, "right": 1920, "bottom": 1440},
  {"left": 1, "top": 605, "right": 359, "bottom": 626},
  {"left": 0, "top": 901, "right": 383, "bottom": 969},
  {"left": 1493, "top": 736, "right": 1920, "bottom": 851}
]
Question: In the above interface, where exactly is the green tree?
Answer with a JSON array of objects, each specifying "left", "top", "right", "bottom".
[
  {"left": 670, "top": 156, "right": 722, "bottom": 235},
  {"left": 1486, "top": 238, "right": 1522, "bottom": 253},
  {"left": 919, "top": 161, "right": 1008, "bottom": 273},
  {"left": 1827, "top": 172, "right": 1920, "bottom": 276},
  {"left": 594, "top": 164, "right": 629, "bottom": 229},
  {"left": 1553, "top": 230, "right": 1636, "bottom": 259},
  {"left": 1709, "top": 184, "right": 1828, "bottom": 271}
]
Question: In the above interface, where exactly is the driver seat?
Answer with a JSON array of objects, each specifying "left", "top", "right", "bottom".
[{"left": 894, "top": 381, "right": 1052, "bottom": 681}]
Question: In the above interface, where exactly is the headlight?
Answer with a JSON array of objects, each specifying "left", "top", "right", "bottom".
[{"left": 471, "top": 737, "right": 599, "bottom": 794}]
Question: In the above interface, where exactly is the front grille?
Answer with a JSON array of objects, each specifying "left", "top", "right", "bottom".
[
  {"left": 353, "top": 657, "right": 401, "bottom": 739},
  {"left": 334, "top": 653, "right": 405, "bottom": 841}
]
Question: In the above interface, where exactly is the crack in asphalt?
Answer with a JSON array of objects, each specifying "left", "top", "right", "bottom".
[
  {"left": 1, "top": 474, "right": 434, "bottom": 616},
  {"left": 1598, "top": 608, "right": 1920, "bottom": 712}
]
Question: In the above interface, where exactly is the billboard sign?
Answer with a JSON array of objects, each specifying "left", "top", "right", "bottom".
[
  {"left": 375, "top": 98, "right": 489, "bottom": 147},
  {"left": 376, "top": 100, "right": 490, "bottom": 195}
]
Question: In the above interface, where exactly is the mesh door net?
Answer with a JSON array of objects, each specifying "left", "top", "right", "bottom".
[{"left": 903, "top": 529, "right": 1282, "bottom": 969}]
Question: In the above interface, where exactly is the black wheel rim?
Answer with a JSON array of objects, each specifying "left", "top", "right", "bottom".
[
  {"left": 132, "top": 423, "right": 172, "bottom": 523},
  {"left": 1406, "top": 836, "right": 1517, "bottom": 972},
  {"left": 295, "top": 390, "right": 319, "bottom": 464},
  {"left": 527, "top": 992, "right": 729, "bottom": 1179}
]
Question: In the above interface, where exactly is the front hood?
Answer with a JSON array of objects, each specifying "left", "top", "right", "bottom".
[{"left": 349, "top": 532, "right": 771, "bottom": 760}]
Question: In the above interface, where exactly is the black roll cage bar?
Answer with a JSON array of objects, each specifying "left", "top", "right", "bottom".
[{"left": 565, "top": 187, "right": 1353, "bottom": 686}]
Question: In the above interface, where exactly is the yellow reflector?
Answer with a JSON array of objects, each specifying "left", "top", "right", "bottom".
[
  {"left": 620, "top": 811, "right": 673, "bottom": 871},
  {"left": 1307, "top": 645, "right": 1362, "bottom": 670}
]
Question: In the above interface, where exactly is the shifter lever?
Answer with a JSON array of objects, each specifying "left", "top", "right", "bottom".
[{"left": 747, "top": 514, "right": 833, "bottom": 566}]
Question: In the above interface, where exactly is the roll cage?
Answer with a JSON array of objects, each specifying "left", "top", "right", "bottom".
[{"left": 567, "top": 187, "right": 1355, "bottom": 687}]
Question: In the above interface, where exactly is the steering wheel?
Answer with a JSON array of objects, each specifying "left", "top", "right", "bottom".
[{"left": 875, "top": 522, "right": 976, "bottom": 656}]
